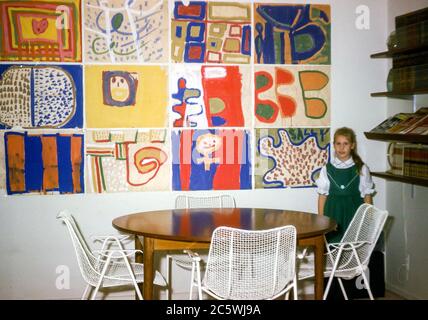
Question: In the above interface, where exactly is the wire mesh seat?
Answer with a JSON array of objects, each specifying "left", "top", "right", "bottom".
[
  {"left": 174, "top": 194, "right": 235, "bottom": 209},
  {"left": 297, "top": 204, "right": 388, "bottom": 300},
  {"left": 166, "top": 194, "right": 235, "bottom": 299},
  {"left": 57, "top": 210, "right": 166, "bottom": 300},
  {"left": 188, "top": 225, "right": 297, "bottom": 300}
]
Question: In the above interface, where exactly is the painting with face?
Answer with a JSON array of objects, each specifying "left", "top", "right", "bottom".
[
  {"left": 102, "top": 71, "right": 138, "bottom": 107},
  {"left": 85, "top": 65, "right": 168, "bottom": 128},
  {"left": 172, "top": 129, "right": 252, "bottom": 190}
]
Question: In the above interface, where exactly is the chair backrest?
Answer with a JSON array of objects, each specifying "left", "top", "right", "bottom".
[
  {"left": 57, "top": 210, "right": 102, "bottom": 286},
  {"left": 335, "top": 203, "right": 388, "bottom": 268},
  {"left": 203, "top": 225, "right": 296, "bottom": 300},
  {"left": 175, "top": 194, "right": 235, "bottom": 209}
]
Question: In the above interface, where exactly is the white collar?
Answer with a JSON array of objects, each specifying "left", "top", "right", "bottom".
[{"left": 331, "top": 155, "right": 355, "bottom": 169}]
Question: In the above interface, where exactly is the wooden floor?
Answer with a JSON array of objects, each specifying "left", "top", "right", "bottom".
[{"left": 300, "top": 290, "right": 406, "bottom": 300}]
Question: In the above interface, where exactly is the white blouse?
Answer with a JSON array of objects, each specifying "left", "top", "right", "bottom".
[{"left": 316, "top": 156, "right": 375, "bottom": 198}]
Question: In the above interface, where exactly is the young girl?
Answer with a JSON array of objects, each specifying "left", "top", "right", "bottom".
[{"left": 316, "top": 127, "right": 375, "bottom": 243}]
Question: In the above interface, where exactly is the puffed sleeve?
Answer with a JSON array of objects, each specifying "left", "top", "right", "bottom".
[
  {"left": 315, "top": 166, "right": 330, "bottom": 195},
  {"left": 359, "top": 164, "right": 375, "bottom": 197}
]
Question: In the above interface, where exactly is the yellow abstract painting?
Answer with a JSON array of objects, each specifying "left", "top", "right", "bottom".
[{"left": 85, "top": 65, "right": 168, "bottom": 128}]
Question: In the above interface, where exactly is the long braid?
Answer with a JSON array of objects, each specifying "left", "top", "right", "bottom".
[
  {"left": 334, "top": 127, "right": 364, "bottom": 174},
  {"left": 351, "top": 149, "right": 364, "bottom": 175}
]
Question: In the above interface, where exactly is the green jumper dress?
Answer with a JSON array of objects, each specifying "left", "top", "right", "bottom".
[{"left": 324, "top": 163, "right": 364, "bottom": 243}]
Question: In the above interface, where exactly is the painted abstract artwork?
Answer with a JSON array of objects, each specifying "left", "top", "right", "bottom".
[
  {"left": 172, "top": 129, "right": 251, "bottom": 190},
  {"left": 171, "top": 1, "right": 251, "bottom": 63},
  {"left": 255, "top": 128, "right": 330, "bottom": 188},
  {"left": 254, "top": 3, "right": 330, "bottom": 64},
  {"left": 1, "top": 130, "right": 84, "bottom": 195},
  {"left": 0, "top": 0, "right": 82, "bottom": 62},
  {"left": 171, "top": 64, "right": 251, "bottom": 127},
  {"left": 86, "top": 129, "right": 170, "bottom": 193},
  {"left": 254, "top": 65, "right": 330, "bottom": 127},
  {"left": 85, "top": 65, "right": 168, "bottom": 128},
  {"left": 84, "top": 0, "right": 168, "bottom": 63},
  {"left": 0, "top": 64, "right": 83, "bottom": 129},
  {"left": 0, "top": 1, "right": 335, "bottom": 196}
]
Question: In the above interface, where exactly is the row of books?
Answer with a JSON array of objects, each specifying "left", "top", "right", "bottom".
[
  {"left": 388, "top": 143, "right": 428, "bottom": 179},
  {"left": 370, "top": 107, "right": 428, "bottom": 135},
  {"left": 391, "top": 7, "right": 428, "bottom": 51},
  {"left": 396, "top": 7, "right": 428, "bottom": 29},
  {"left": 386, "top": 63, "right": 428, "bottom": 92},
  {"left": 388, "top": 20, "right": 428, "bottom": 51}
]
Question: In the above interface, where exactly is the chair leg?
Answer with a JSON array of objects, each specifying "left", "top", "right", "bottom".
[
  {"left": 361, "top": 269, "right": 374, "bottom": 300},
  {"left": 195, "top": 261, "right": 203, "bottom": 300},
  {"left": 81, "top": 284, "right": 91, "bottom": 300},
  {"left": 166, "top": 255, "right": 172, "bottom": 300},
  {"left": 351, "top": 246, "right": 374, "bottom": 300},
  {"left": 337, "top": 278, "right": 349, "bottom": 300},
  {"left": 92, "top": 258, "right": 112, "bottom": 300},
  {"left": 293, "top": 276, "right": 298, "bottom": 300},
  {"left": 189, "top": 260, "right": 195, "bottom": 300},
  {"left": 120, "top": 254, "right": 143, "bottom": 300},
  {"left": 323, "top": 247, "right": 344, "bottom": 300}
]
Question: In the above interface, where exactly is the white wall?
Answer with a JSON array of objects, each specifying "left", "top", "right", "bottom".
[
  {"left": 0, "top": 0, "right": 390, "bottom": 299},
  {"left": 383, "top": 0, "right": 428, "bottom": 300}
]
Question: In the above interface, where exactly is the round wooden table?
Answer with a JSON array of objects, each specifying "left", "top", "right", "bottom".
[{"left": 112, "top": 207, "right": 336, "bottom": 300}]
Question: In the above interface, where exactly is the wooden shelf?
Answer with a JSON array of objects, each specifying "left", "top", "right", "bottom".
[
  {"left": 370, "top": 44, "right": 428, "bottom": 58},
  {"left": 371, "top": 88, "right": 428, "bottom": 99},
  {"left": 372, "top": 172, "right": 428, "bottom": 187},
  {"left": 364, "top": 132, "right": 428, "bottom": 144}
]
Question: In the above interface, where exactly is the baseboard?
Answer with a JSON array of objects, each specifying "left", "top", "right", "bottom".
[{"left": 386, "top": 283, "right": 420, "bottom": 300}]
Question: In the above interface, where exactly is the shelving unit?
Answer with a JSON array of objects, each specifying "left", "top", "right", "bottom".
[
  {"left": 371, "top": 172, "right": 428, "bottom": 187},
  {"left": 366, "top": 11, "right": 428, "bottom": 188},
  {"left": 370, "top": 44, "right": 428, "bottom": 58},
  {"left": 364, "top": 132, "right": 428, "bottom": 144},
  {"left": 370, "top": 89, "right": 428, "bottom": 99}
]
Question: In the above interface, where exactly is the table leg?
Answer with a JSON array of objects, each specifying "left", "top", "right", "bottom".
[
  {"left": 313, "top": 235, "right": 325, "bottom": 300},
  {"left": 143, "top": 237, "right": 154, "bottom": 300},
  {"left": 134, "top": 236, "right": 144, "bottom": 300}
]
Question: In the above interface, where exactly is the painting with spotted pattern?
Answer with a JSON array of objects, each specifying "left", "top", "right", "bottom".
[
  {"left": 0, "top": 64, "right": 83, "bottom": 129},
  {"left": 255, "top": 128, "right": 330, "bottom": 188},
  {"left": 85, "top": 129, "right": 170, "bottom": 193}
]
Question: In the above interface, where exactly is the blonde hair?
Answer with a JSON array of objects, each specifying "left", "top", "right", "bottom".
[{"left": 334, "top": 127, "right": 364, "bottom": 174}]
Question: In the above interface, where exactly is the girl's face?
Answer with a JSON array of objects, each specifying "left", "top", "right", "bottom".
[{"left": 334, "top": 135, "right": 355, "bottom": 162}]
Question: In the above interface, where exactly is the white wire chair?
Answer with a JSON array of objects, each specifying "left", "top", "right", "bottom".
[
  {"left": 166, "top": 194, "right": 235, "bottom": 299},
  {"left": 188, "top": 225, "right": 297, "bottom": 300},
  {"left": 298, "top": 203, "right": 388, "bottom": 300},
  {"left": 57, "top": 210, "right": 166, "bottom": 300},
  {"left": 174, "top": 194, "right": 235, "bottom": 209}
]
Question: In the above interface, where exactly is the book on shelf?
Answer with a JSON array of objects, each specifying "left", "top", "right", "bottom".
[
  {"left": 395, "top": 7, "right": 428, "bottom": 29},
  {"left": 387, "top": 143, "right": 407, "bottom": 175},
  {"left": 370, "top": 113, "right": 412, "bottom": 133},
  {"left": 403, "top": 146, "right": 428, "bottom": 179},
  {"left": 415, "top": 107, "right": 428, "bottom": 114},
  {"left": 389, "top": 143, "right": 428, "bottom": 179},
  {"left": 405, "top": 114, "right": 428, "bottom": 135},
  {"left": 370, "top": 107, "right": 428, "bottom": 135},
  {"left": 393, "top": 50, "right": 428, "bottom": 68},
  {"left": 389, "top": 113, "right": 428, "bottom": 134},
  {"left": 387, "top": 63, "right": 428, "bottom": 92}
]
